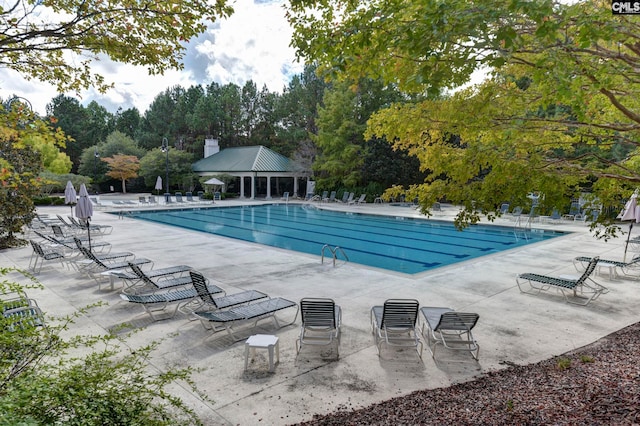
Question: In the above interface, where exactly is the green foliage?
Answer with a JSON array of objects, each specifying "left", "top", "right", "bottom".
[
  {"left": 313, "top": 79, "right": 408, "bottom": 189},
  {"left": 38, "top": 172, "right": 92, "bottom": 195},
  {"left": 139, "top": 147, "right": 198, "bottom": 192},
  {"left": 556, "top": 357, "right": 572, "bottom": 371},
  {"left": 32, "top": 196, "right": 66, "bottom": 206},
  {"left": 78, "top": 131, "right": 147, "bottom": 187},
  {"left": 0, "top": 101, "right": 67, "bottom": 248},
  {"left": 1, "top": 0, "right": 233, "bottom": 95},
  {"left": 0, "top": 268, "right": 204, "bottom": 425},
  {"left": 289, "top": 0, "right": 640, "bottom": 234},
  {"left": 580, "top": 355, "right": 594, "bottom": 363}
]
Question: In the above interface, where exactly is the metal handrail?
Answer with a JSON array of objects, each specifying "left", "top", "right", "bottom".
[{"left": 321, "top": 245, "right": 349, "bottom": 267}]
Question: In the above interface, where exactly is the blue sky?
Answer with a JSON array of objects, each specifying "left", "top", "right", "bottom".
[{"left": 0, "top": 0, "right": 304, "bottom": 115}]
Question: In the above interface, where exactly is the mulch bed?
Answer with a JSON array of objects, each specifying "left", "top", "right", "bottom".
[{"left": 295, "top": 322, "right": 640, "bottom": 425}]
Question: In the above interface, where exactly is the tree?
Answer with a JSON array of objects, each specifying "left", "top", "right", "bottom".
[
  {"left": 139, "top": 148, "right": 198, "bottom": 192},
  {"left": 1, "top": 0, "right": 233, "bottom": 94},
  {"left": 114, "top": 107, "right": 141, "bottom": 139},
  {"left": 46, "top": 95, "right": 90, "bottom": 172},
  {"left": 313, "top": 78, "right": 408, "bottom": 190},
  {"left": 101, "top": 155, "right": 140, "bottom": 193},
  {"left": 288, "top": 0, "right": 640, "bottom": 235},
  {"left": 0, "top": 99, "right": 69, "bottom": 248},
  {"left": 313, "top": 83, "right": 366, "bottom": 189},
  {"left": 78, "top": 131, "right": 146, "bottom": 189}
]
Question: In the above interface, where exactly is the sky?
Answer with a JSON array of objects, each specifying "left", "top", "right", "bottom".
[{"left": 0, "top": 0, "right": 305, "bottom": 116}]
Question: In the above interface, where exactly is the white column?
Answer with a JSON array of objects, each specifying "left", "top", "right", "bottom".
[
  {"left": 240, "top": 176, "right": 245, "bottom": 199},
  {"left": 266, "top": 176, "right": 272, "bottom": 199},
  {"left": 250, "top": 174, "right": 256, "bottom": 199},
  {"left": 293, "top": 177, "right": 299, "bottom": 198}
]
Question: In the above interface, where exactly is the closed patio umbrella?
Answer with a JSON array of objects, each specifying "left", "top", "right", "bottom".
[
  {"left": 155, "top": 176, "right": 163, "bottom": 195},
  {"left": 64, "top": 181, "right": 77, "bottom": 216},
  {"left": 75, "top": 183, "right": 94, "bottom": 251}
]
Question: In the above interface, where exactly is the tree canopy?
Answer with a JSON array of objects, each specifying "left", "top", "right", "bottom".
[
  {"left": 288, "top": 0, "right": 640, "bottom": 232},
  {"left": 1, "top": 0, "right": 233, "bottom": 94}
]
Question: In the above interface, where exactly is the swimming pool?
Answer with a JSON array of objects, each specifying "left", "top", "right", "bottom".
[{"left": 125, "top": 204, "right": 566, "bottom": 274}]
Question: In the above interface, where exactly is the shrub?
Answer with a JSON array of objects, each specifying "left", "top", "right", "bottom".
[{"left": 0, "top": 268, "right": 205, "bottom": 425}]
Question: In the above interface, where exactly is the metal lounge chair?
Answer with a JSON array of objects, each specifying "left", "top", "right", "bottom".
[
  {"left": 73, "top": 237, "right": 134, "bottom": 262},
  {"left": 77, "top": 246, "right": 153, "bottom": 287},
  {"left": 370, "top": 298, "right": 423, "bottom": 358},
  {"left": 28, "top": 240, "right": 66, "bottom": 274},
  {"left": 194, "top": 297, "right": 299, "bottom": 341},
  {"left": 35, "top": 231, "right": 111, "bottom": 255},
  {"left": 185, "top": 192, "right": 199, "bottom": 203},
  {"left": 68, "top": 215, "right": 113, "bottom": 235},
  {"left": 420, "top": 307, "right": 480, "bottom": 360},
  {"left": 120, "top": 262, "right": 194, "bottom": 294},
  {"left": 3, "top": 304, "right": 46, "bottom": 331},
  {"left": 573, "top": 255, "right": 640, "bottom": 280},
  {"left": 119, "top": 282, "right": 225, "bottom": 321},
  {"left": 296, "top": 297, "right": 341, "bottom": 358},
  {"left": 516, "top": 256, "right": 608, "bottom": 305},
  {"left": 182, "top": 271, "right": 268, "bottom": 317},
  {"left": 351, "top": 194, "right": 367, "bottom": 205}
]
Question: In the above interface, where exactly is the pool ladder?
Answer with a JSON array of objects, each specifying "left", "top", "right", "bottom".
[{"left": 321, "top": 244, "right": 349, "bottom": 267}]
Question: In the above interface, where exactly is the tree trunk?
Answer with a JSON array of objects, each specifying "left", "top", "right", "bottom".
[{"left": 121, "top": 178, "right": 127, "bottom": 193}]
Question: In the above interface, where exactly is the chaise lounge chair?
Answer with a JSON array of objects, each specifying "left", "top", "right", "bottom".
[
  {"left": 67, "top": 215, "right": 113, "bottom": 235},
  {"left": 516, "top": 256, "right": 608, "bottom": 305},
  {"left": 323, "top": 191, "right": 336, "bottom": 203},
  {"left": 2, "top": 291, "right": 46, "bottom": 331},
  {"left": 119, "top": 281, "right": 225, "bottom": 321},
  {"left": 370, "top": 299, "right": 423, "bottom": 358},
  {"left": 3, "top": 304, "right": 46, "bottom": 331},
  {"left": 193, "top": 297, "right": 299, "bottom": 341},
  {"left": 573, "top": 255, "right": 640, "bottom": 280},
  {"left": 77, "top": 246, "right": 153, "bottom": 288},
  {"left": 420, "top": 307, "right": 480, "bottom": 360},
  {"left": 28, "top": 240, "right": 67, "bottom": 274},
  {"left": 350, "top": 194, "right": 367, "bottom": 205},
  {"left": 120, "top": 262, "right": 194, "bottom": 294},
  {"left": 183, "top": 271, "right": 269, "bottom": 317},
  {"left": 296, "top": 297, "right": 342, "bottom": 358}
]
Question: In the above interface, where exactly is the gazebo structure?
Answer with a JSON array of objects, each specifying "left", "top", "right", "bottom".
[{"left": 192, "top": 142, "right": 307, "bottom": 199}]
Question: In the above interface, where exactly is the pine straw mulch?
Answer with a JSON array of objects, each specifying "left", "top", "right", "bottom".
[{"left": 294, "top": 322, "right": 640, "bottom": 425}]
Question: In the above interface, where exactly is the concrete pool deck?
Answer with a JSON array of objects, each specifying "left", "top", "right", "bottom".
[{"left": 3, "top": 197, "right": 640, "bottom": 425}]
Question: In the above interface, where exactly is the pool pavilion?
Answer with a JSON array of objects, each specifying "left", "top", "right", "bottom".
[{"left": 192, "top": 142, "right": 310, "bottom": 199}]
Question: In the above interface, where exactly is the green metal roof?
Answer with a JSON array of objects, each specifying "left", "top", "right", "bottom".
[{"left": 192, "top": 146, "right": 294, "bottom": 173}]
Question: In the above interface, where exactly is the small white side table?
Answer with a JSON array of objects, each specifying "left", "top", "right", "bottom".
[{"left": 244, "top": 334, "right": 279, "bottom": 372}]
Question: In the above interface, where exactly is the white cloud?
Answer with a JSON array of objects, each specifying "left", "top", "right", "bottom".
[{"left": 0, "top": 0, "right": 303, "bottom": 115}]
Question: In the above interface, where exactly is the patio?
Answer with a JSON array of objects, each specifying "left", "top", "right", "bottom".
[{"left": 3, "top": 199, "right": 640, "bottom": 425}]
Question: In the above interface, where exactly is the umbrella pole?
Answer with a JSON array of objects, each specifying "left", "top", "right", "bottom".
[
  {"left": 87, "top": 218, "right": 92, "bottom": 252},
  {"left": 625, "top": 223, "right": 634, "bottom": 262}
]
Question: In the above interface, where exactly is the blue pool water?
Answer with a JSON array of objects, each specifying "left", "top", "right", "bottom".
[{"left": 125, "top": 204, "right": 566, "bottom": 274}]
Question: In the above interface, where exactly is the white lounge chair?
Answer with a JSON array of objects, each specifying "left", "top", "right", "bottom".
[
  {"left": 370, "top": 299, "right": 422, "bottom": 358},
  {"left": 296, "top": 298, "right": 341, "bottom": 358}
]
